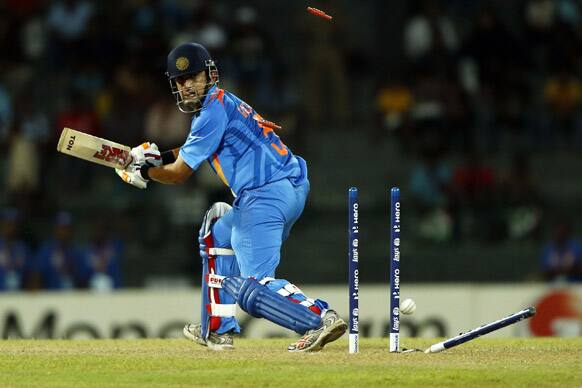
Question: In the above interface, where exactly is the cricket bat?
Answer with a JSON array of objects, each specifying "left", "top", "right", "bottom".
[{"left": 56, "top": 128, "right": 132, "bottom": 169}]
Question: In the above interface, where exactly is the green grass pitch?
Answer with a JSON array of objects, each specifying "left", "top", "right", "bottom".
[{"left": 1, "top": 338, "right": 581, "bottom": 387}]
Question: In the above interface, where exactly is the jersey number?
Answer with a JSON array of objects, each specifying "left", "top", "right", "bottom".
[
  {"left": 254, "top": 114, "right": 288, "bottom": 156},
  {"left": 237, "top": 102, "right": 288, "bottom": 156}
]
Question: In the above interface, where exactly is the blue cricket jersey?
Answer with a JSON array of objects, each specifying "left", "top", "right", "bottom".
[{"left": 179, "top": 85, "right": 307, "bottom": 196}]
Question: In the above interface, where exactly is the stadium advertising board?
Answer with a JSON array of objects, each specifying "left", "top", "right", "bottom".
[{"left": 0, "top": 285, "right": 580, "bottom": 339}]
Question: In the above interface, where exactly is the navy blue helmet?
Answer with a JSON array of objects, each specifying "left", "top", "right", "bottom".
[{"left": 166, "top": 42, "right": 219, "bottom": 113}]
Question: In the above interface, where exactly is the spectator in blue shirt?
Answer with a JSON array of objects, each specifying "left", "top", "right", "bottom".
[
  {"left": 540, "top": 219, "right": 582, "bottom": 282},
  {"left": 36, "top": 212, "right": 89, "bottom": 290},
  {"left": 85, "top": 220, "right": 123, "bottom": 291},
  {"left": 0, "top": 208, "right": 33, "bottom": 291}
]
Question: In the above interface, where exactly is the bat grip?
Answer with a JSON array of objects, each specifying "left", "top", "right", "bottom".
[{"left": 123, "top": 155, "right": 133, "bottom": 169}]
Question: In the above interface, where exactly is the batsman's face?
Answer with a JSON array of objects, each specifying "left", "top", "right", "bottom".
[{"left": 176, "top": 71, "right": 207, "bottom": 105}]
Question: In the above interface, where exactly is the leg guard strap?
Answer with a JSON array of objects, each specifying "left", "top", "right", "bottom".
[
  {"left": 207, "top": 303, "right": 237, "bottom": 317},
  {"left": 205, "top": 274, "right": 237, "bottom": 316},
  {"left": 260, "top": 278, "right": 328, "bottom": 317},
  {"left": 208, "top": 248, "right": 235, "bottom": 256}
]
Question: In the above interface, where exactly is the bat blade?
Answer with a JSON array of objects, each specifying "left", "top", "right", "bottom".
[{"left": 57, "top": 128, "right": 132, "bottom": 169}]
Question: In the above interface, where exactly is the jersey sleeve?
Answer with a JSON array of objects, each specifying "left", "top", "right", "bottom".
[{"left": 179, "top": 104, "right": 228, "bottom": 170}]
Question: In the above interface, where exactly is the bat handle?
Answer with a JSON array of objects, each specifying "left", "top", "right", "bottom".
[{"left": 122, "top": 155, "right": 133, "bottom": 169}]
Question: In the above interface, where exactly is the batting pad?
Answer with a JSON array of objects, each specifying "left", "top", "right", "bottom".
[{"left": 222, "top": 277, "right": 322, "bottom": 334}]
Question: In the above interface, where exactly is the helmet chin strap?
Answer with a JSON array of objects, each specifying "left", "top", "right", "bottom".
[
  {"left": 178, "top": 99, "right": 200, "bottom": 113},
  {"left": 177, "top": 84, "right": 204, "bottom": 113},
  {"left": 178, "top": 78, "right": 218, "bottom": 113}
]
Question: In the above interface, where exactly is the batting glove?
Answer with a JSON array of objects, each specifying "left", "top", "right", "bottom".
[
  {"left": 130, "top": 142, "right": 162, "bottom": 168},
  {"left": 115, "top": 163, "right": 149, "bottom": 189}
]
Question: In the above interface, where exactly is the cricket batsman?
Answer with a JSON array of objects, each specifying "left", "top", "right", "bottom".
[{"left": 115, "top": 42, "right": 347, "bottom": 352}]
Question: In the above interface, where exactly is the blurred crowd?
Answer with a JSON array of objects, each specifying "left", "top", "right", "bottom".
[
  {"left": 378, "top": 0, "right": 582, "bottom": 152},
  {"left": 1, "top": 0, "right": 582, "bottom": 287},
  {"left": 380, "top": 0, "right": 582, "bottom": 281},
  {"left": 0, "top": 208, "right": 122, "bottom": 291}
]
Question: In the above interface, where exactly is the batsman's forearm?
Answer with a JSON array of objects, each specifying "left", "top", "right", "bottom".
[
  {"left": 148, "top": 164, "right": 189, "bottom": 184},
  {"left": 146, "top": 154, "right": 193, "bottom": 185}
]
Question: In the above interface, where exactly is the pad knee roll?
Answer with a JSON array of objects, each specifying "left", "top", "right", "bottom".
[{"left": 199, "top": 202, "right": 234, "bottom": 261}]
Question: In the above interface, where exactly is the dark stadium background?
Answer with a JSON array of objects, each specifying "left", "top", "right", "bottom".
[{"left": 1, "top": 0, "right": 581, "bottom": 289}]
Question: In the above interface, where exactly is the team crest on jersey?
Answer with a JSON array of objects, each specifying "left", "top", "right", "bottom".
[{"left": 176, "top": 57, "right": 189, "bottom": 71}]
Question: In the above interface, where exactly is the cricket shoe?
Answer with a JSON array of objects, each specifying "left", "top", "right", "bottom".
[
  {"left": 287, "top": 310, "right": 347, "bottom": 352},
  {"left": 183, "top": 323, "right": 234, "bottom": 351}
]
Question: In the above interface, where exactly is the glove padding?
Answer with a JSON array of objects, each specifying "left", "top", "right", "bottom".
[
  {"left": 115, "top": 142, "right": 161, "bottom": 189},
  {"left": 130, "top": 142, "right": 162, "bottom": 168},
  {"left": 115, "top": 163, "right": 149, "bottom": 189}
]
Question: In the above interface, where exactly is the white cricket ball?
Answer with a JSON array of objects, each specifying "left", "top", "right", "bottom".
[{"left": 400, "top": 298, "right": 416, "bottom": 315}]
